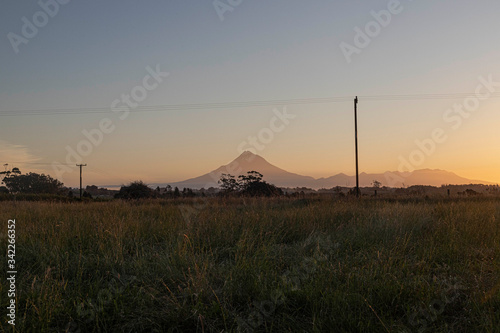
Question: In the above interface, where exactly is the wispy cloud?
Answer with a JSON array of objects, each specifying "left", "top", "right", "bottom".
[{"left": 0, "top": 140, "right": 42, "bottom": 170}]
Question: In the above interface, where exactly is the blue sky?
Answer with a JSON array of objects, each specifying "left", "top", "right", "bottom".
[{"left": 1, "top": 0, "right": 500, "bottom": 187}]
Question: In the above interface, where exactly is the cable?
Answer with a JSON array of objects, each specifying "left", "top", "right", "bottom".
[
  {"left": 361, "top": 92, "right": 500, "bottom": 101},
  {"left": 1, "top": 162, "right": 73, "bottom": 166},
  {"left": 1, "top": 92, "right": 498, "bottom": 117},
  {"left": 0, "top": 96, "right": 352, "bottom": 117}
]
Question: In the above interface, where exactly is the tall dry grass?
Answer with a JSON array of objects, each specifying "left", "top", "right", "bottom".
[{"left": 0, "top": 197, "right": 499, "bottom": 332}]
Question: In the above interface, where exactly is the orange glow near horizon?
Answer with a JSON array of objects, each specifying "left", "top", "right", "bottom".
[{"left": 2, "top": 2, "right": 500, "bottom": 188}]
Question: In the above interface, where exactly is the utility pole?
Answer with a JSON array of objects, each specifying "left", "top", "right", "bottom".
[
  {"left": 354, "top": 96, "right": 360, "bottom": 198},
  {"left": 76, "top": 164, "right": 87, "bottom": 199}
]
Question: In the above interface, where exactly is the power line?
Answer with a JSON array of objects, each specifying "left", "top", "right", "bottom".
[
  {"left": 0, "top": 96, "right": 352, "bottom": 117},
  {"left": 362, "top": 92, "right": 500, "bottom": 101},
  {"left": 1, "top": 162, "right": 74, "bottom": 166},
  {"left": 1, "top": 92, "right": 499, "bottom": 117}
]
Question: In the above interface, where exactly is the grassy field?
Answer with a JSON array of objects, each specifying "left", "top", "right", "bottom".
[{"left": 1, "top": 197, "right": 500, "bottom": 332}]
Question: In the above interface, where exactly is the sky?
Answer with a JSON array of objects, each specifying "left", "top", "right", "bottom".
[{"left": 1, "top": 0, "right": 500, "bottom": 187}]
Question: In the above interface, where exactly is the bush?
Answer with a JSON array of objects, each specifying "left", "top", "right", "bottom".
[
  {"left": 219, "top": 171, "right": 283, "bottom": 197},
  {"left": 115, "top": 181, "right": 156, "bottom": 199},
  {"left": 241, "top": 181, "right": 283, "bottom": 197},
  {"left": 3, "top": 172, "right": 64, "bottom": 194}
]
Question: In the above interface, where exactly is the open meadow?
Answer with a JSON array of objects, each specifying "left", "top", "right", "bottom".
[{"left": 1, "top": 197, "right": 500, "bottom": 332}]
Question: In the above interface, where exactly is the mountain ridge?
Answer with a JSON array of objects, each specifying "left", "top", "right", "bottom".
[{"left": 152, "top": 151, "right": 494, "bottom": 189}]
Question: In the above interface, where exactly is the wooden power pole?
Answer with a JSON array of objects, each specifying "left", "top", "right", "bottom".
[
  {"left": 354, "top": 96, "right": 359, "bottom": 198},
  {"left": 76, "top": 164, "right": 87, "bottom": 199}
]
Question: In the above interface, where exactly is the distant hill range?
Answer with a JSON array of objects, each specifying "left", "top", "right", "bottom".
[{"left": 154, "top": 151, "right": 494, "bottom": 189}]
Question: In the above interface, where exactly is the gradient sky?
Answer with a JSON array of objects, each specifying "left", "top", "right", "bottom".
[{"left": 1, "top": 0, "right": 500, "bottom": 187}]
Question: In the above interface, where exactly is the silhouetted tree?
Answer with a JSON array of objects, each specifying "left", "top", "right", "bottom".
[
  {"left": 1, "top": 167, "right": 21, "bottom": 184},
  {"left": 334, "top": 186, "right": 344, "bottom": 197},
  {"left": 3, "top": 172, "right": 64, "bottom": 194},
  {"left": 219, "top": 171, "right": 282, "bottom": 197},
  {"left": 219, "top": 173, "right": 239, "bottom": 193},
  {"left": 242, "top": 180, "right": 282, "bottom": 197},
  {"left": 173, "top": 187, "right": 181, "bottom": 198},
  {"left": 162, "top": 185, "right": 173, "bottom": 198},
  {"left": 115, "top": 181, "right": 155, "bottom": 199},
  {"left": 182, "top": 188, "right": 195, "bottom": 198},
  {"left": 238, "top": 171, "right": 263, "bottom": 189}
]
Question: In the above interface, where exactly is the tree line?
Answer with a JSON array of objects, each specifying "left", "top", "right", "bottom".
[
  {"left": 115, "top": 171, "right": 282, "bottom": 199},
  {"left": 1, "top": 169, "right": 64, "bottom": 195},
  {"left": 0, "top": 168, "right": 283, "bottom": 199}
]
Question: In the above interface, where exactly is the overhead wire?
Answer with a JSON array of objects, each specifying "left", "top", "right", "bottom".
[{"left": 1, "top": 92, "right": 499, "bottom": 117}]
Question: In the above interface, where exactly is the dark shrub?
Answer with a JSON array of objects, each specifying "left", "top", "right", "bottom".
[{"left": 115, "top": 181, "right": 156, "bottom": 199}]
